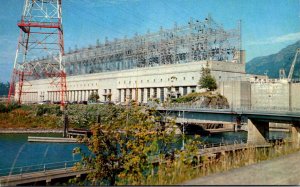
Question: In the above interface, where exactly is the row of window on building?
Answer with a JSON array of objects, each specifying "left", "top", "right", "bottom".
[
  {"left": 117, "top": 86, "right": 197, "bottom": 103},
  {"left": 20, "top": 86, "right": 197, "bottom": 103},
  {"left": 119, "top": 76, "right": 195, "bottom": 85}
]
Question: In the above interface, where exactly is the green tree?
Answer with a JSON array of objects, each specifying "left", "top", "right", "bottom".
[
  {"left": 88, "top": 91, "right": 99, "bottom": 102},
  {"left": 198, "top": 67, "right": 217, "bottom": 91},
  {"left": 77, "top": 106, "right": 178, "bottom": 185},
  {"left": 71, "top": 105, "right": 205, "bottom": 185}
]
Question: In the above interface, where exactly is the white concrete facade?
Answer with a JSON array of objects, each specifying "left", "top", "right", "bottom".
[
  {"left": 251, "top": 80, "right": 300, "bottom": 111},
  {"left": 19, "top": 60, "right": 246, "bottom": 104},
  {"left": 219, "top": 79, "right": 300, "bottom": 111}
]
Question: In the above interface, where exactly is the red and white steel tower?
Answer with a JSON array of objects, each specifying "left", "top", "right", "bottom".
[{"left": 8, "top": 0, "right": 67, "bottom": 108}]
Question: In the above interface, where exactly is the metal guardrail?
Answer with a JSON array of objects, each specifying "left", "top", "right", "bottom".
[
  {"left": 149, "top": 136, "right": 287, "bottom": 164},
  {"left": 199, "top": 139, "right": 247, "bottom": 149},
  {"left": 0, "top": 160, "right": 79, "bottom": 177},
  {"left": 156, "top": 103, "right": 300, "bottom": 113}
]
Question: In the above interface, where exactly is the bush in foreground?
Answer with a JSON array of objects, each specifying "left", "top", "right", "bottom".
[{"left": 74, "top": 106, "right": 202, "bottom": 185}]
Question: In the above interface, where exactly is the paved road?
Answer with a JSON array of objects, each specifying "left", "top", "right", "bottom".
[{"left": 183, "top": 150, "right": 300, "bottom": 185}]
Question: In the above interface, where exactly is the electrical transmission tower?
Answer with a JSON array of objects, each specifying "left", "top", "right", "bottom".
[{"left": 8, "top": 0, "right": 67, "bottom": 108}]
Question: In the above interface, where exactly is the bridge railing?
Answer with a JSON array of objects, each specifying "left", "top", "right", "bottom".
[
  {"left": 199, "top": 136, "right": 287, "bottom": 152},
  {"left": 0, "top": 160, "right": 80, "bottom": 177},
  {"left": 239, "top": 106, "right": 300, "bottom": 113},
  {"left": 157, "top": 103, "right": 300, "bottom": 113},
  {"left": 199, "top": 138, "right": 248, "bottom": 149},
  {"left": 157, "top": 103, "right": 231, "bottom": 111}
]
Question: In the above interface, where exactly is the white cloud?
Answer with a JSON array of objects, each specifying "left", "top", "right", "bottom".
[{"left": 247, "top": 32, "right": 300, "bottom": 46}]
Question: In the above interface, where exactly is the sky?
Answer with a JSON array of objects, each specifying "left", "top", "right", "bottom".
[{"left": 0, "top": 0, "right": 300, "bottom": 82}]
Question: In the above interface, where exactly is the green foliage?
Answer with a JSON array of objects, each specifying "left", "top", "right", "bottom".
[
  {"left": 171, "top": 92, "right": 229, "bottom": 108},
  {"left": 0, "top": 102, "right": 20, "bottom": 113},
  {"left": 172, "top": 92, "right": 202, "bottom": 103},
  {"left": 35, "top": 105, "right": 62, "bottom": 116},
  {"left": 36, "top": 105, "right": 51, "bottom": 116},
  {"left": 73, "top": 106, "right": 204, "bottom": 185},
  {"left": 78, "top": 109, "right": 156, "bottom": 185},
  {"left": 0, "top": 103, "right": 7, "bottom": 113},
  {"left": 88, "top": 91, "right": 99, "bottom": 102},
  {"left": 147, "top": 98, "right": 160, "bottom": 105},
  {"left": 68, "top": 105, "right": 98, "bottom": 128},
  {"left": 0, "top": 107, "right": 60, "bottom": 129},
  {"left": 198, "top": 66, "right": 217, "bottom": 91}
]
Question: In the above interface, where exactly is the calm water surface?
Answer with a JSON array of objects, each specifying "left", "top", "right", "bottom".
[
  {"left": 0, "top": 133, "right": 88, "bottom": 170},
  {"left": 0, "top": 131, "right": 289, "bottom": 171}
]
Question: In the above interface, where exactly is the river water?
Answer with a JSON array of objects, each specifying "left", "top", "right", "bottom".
[
  {"left": 0, "top": 131, "right": 289, "bottom": 174},
  {"left": 0, "top": 134, "right": 88, "bottom": 174}
]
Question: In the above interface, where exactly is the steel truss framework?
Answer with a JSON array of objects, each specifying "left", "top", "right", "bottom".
[
  {"left": 26, "top": 16, "right": 241, "bottom": 77},
  {"left": 51, "top": 15, "right": 240, "bottom": 76},
  {"left": 8, "top": 0, "right": 66, "bottom": 106}
]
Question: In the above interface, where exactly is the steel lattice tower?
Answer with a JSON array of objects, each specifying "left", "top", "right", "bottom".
[{"left": 8, "top": 0, "right": 67, "bottom": 108}]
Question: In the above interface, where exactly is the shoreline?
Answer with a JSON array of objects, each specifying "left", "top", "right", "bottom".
[{"left": 0, "top": 129, "right": 63, "bottom": 134}]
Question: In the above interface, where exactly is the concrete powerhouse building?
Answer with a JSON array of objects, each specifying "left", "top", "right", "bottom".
[{"left": 18, "top": 16, "right": 300, "bottom": 111}]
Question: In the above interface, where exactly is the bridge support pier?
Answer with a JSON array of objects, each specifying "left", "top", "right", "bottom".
[
  {"left": 291, "top": 122, "right": 300, "bottom": 146},
  {"left": 247, "top": 119, "right": 269, "bottom": 145}
]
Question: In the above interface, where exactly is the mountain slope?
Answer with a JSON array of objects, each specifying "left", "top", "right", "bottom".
[{"left": 246, "top": 40, "right": 300, "bottom": 79}]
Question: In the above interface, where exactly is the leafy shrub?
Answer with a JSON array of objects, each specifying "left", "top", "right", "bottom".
[
  {"left": 0, "top": 103, "right": 20, "bottom": 113},
  {"left": 36, "top": 105, "right": 51, "bottom": 116},
  {"left": 35, "top": 105, "right": 63, "bottom": 116},
  {"left": 88, "top": 91, "right": 100, "bottom": 102},
  {"left": 0, "top": 104, "right": 6, "bottom": 113}
]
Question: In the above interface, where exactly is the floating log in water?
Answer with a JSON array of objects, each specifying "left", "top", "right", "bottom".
[{"left": 28, "top": 136, "right": 77, "bottom": 143}]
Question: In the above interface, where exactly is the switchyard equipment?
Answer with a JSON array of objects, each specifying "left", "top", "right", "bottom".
[
  {"left": 28, "top": 16, "right": 242, "bottom": 78},
  {"left": 279, "top": 68, "right": 286, "bottom": 79},
  {"left": 8, "top": 0, "right": 67, "bottom": 107}
]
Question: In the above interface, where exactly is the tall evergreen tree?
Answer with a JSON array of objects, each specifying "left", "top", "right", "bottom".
[{"left": 198, "top": 67, "right": 217, "bottom": 91}]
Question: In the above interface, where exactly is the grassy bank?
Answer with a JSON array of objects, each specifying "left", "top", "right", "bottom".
[
  {"left": 145, "top": 141, "right": 299, "bottom": 185},
  {"left": 0, "top": 107, "right": 61, "bottom": 129},
  {"left": 0, "top": 103, "right": 123, "bottom": 130},
  {"left": 171, "top": 91, "right": 229, "bottom": 108}
]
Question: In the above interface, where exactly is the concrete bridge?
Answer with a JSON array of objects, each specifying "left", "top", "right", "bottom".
[{"left": 156, "top": 106, "right": 300, "bottom": 145}]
